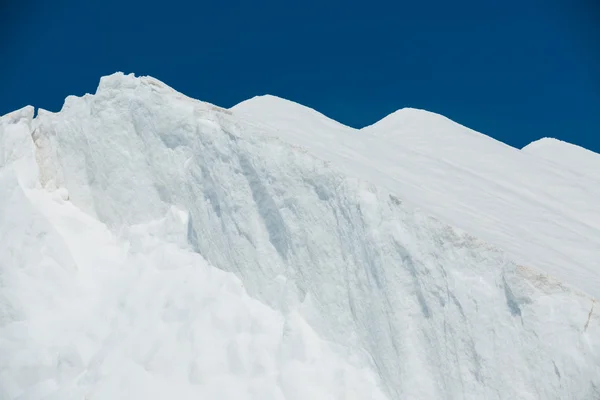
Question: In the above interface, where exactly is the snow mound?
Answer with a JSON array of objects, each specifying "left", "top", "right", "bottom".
[
  {"left": 523, "top": 137, "right": 600, "bottom": 181},
  {"left": 1, "top": 72, "right": 599, "bottom": 399},
  {"left": 233, "top": 94, "right": 353, "bottom": 131}
]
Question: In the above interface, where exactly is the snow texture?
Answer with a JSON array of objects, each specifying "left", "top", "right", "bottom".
[{"left": 0, "top": 72, "right": 599, "bottom": 399}]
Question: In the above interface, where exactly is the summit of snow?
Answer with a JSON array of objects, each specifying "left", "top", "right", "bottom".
[
  {"left": 232, "top": 94, "right": 354, "bottom": 137},
  {"left": 522, "top": 137, "right": 600, "bottom": 181},
  {"left": 1, "top": 72, "right": 599, "bottom": 399},
  {"left": 362, "top": 106, "right": 515, "bottom": 151},
  {"left": 233, "top": 95, "right": 347, "bottom": 125}
]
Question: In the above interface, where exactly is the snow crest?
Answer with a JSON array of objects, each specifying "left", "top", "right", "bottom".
[
  {"left": 1, "top": 72, "right": 599, "bottom": 399},
  {"left": 523, "top": 137, "right": 600, "bottom": 182}
]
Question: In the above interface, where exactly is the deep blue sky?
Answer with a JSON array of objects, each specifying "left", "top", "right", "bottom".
[{"left": 2, "top": 0, "right": 599, "bottom": 152}]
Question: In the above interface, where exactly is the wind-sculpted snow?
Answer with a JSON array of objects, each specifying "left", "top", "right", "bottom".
[{"left": 1, "top": 73, "right": 599, "bottom": 399}]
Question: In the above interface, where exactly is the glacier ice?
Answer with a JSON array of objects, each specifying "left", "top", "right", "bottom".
[{"left": 0, "top": 72, "right": 599, "bottom": 399}]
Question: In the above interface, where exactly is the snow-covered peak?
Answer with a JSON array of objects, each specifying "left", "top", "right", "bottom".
[
  {"left": 362, "top": 106, "right": 453, "bottom": 130},
  {"left": 97, "top": 71, "right": 138, "bottom": 90},
  {"left": 523, "top": 137, "right": 571, "bottom": 150},
  {"left": 0, "top": 105, "right": 35, "bottom": 124},
  {"left": 522, "top": 137, "right": 600, "bottom": 181},
  {"left": 95, "top": 72, "right": 179, "bottom": 95},
  {"left": 362, "top": 106, "right": 514, "bottom": 152},
  {"left": 232, "top": 94, "right": 354, "bottom": 134},
  {"left": 55, "top": 72, "right": 223, "bottom": 116}
]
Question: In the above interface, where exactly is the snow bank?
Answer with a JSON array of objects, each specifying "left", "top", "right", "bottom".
[{"left": 1, "top": 72, "right": 599, "bottom": 399}]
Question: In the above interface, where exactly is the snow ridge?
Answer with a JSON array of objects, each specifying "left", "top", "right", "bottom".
[
  {"left": 1, "top": 72, "right": 599, "bottom": 399},
  {"left": 233, "top": 87, "right": 600, "bottom": 299}
]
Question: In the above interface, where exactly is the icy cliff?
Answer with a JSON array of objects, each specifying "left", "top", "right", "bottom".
[{"left": 0, "top": 72, "right": 598, "bottom": 399}]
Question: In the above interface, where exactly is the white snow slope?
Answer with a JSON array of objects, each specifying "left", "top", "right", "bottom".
[{"left": 0, "top": 72, "right": 598, "bottom": 399}]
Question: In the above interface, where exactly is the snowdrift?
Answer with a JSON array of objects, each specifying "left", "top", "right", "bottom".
[{"left": 1, "top": 73, "right": 598, "bottom": 399}]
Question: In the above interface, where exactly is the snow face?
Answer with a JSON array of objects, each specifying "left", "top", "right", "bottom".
[
  {"left": 1, "top": 108, "right": 388, "bottom": 400},
  {"left": 1, "top": 72, "right": 599, "bottom": 399},
  {"left": 0, "top": 106, "right": 39, "bottom": 188}
]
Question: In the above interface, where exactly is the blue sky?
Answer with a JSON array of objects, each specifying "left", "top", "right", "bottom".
[{"left": 2, "top": 0, "right": 599, "bottom": 152}]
